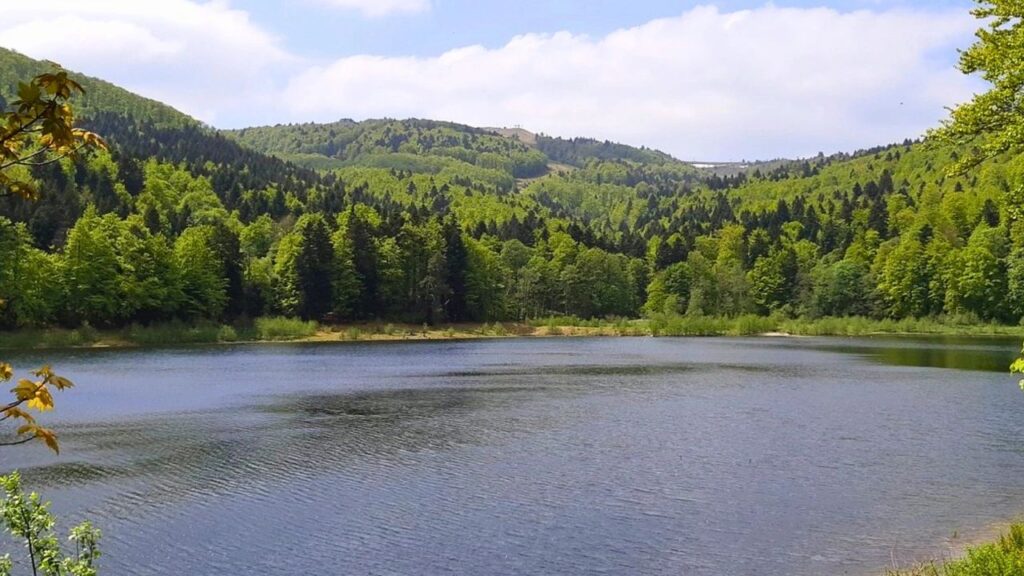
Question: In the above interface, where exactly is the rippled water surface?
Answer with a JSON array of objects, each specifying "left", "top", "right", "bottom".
[{"left": 4, "top": 336, "right": 1024, "bottom": 575}]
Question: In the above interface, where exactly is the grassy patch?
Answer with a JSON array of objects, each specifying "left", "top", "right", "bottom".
[
  {"left": 251, "top": 317, "right": 319, "bottom": 341},
  {"left": 889, "top": 524, "right": 1024, "bottom": 576},
  {"left": 124, "top": 321, "right": 224, "bottom": 345},
  {"left": 0, "top": 325, "right": 100, "bottom": 349}
]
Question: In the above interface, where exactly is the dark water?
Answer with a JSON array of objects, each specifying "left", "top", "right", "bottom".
[{"left": 3, "top": 336, "right": 1024, "bottom": 576}]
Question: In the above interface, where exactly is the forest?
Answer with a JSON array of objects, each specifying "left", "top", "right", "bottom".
[{"left": 1, "top": 45, "right": 1023, "bottom": 332}]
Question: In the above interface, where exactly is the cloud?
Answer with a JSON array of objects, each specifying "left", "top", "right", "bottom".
[
  {"left": 0, "top": 2, "right": 982, "bottom": 159},
  {"left": 0, "top": 0, "right": 294, "bottom": 124},
  {"left": 282, "top": 5, "right": 981, "bottom": 160},
  {"left": 315, "top": 0, "right": 431, "bottom": 17}
]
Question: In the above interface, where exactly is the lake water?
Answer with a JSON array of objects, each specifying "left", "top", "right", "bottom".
[{"left": 3, "top": 336, "right": 1024, "bottom": 575}]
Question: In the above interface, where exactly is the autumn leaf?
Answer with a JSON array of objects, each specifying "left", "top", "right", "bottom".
[
  {"left": 3, "top": 407, "right": 35, "bottom": 424},
  {"left": 27, "top": 387, "right": 54, "bottom": 412},
  {"left": 35, "top": 428, "right": 58, "bottom": 454},
  {"left": 12, "top": 379, "right": 38, "bottom": 402}
]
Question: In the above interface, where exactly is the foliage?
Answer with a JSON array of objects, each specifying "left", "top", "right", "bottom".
[
  {"left": 0, "top": 364, "right": 70, "bottom": 453},
  {"left": 253, "top": 316, "right": 318, "bottom": 341},
  {"left": 0, "top": 66, "right": 105, "bottom": 200},
  {"left": 0, "top": 472, "right": 101, "bottom": 576},
  {"left": 0, "top": 65, "right": 103, "bottom": 455},
  {"left": 887, "top": 523, "right": 1024, "bottom": 576},
  {"left": 3, "top": 42, "right": 1024, "bottom": 341},
  {"left": 930, "top": 1, "right": 1024, "bottom": 172}
]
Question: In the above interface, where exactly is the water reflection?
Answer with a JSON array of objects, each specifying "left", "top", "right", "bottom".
[{"left": 809, "top": 335, "right": 1022, "bottom": 372}]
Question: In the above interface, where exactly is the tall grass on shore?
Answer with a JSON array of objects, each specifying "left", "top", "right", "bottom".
[
  {"left": 0, "top": 317, "right": 321, "bottom": 349},
  {"left": 2, "top": 314, "right": 1024, "bottom": 350},
  {"left": 888, "top": 524, "right": 1024, "bottom": 576},
  {"left": 250, "top": 317, "right": 318, "bottom": 341}
]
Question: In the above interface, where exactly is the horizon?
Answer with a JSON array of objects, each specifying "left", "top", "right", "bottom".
[{"left": 0, "top": 0, "right": 984, "bottom": 162}]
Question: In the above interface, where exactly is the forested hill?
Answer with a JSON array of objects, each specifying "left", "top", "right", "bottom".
[
  {"left": 226, "top": 119, "right": 692, "bottom": 177},
  {"left": 2, "top": 47, "right": 1023, "bottom": 331},
  {"left": 0, "top": 48, "right": 194, "bottom": 130}
]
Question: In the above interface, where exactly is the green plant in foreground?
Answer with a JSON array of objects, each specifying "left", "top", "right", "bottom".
[
  {"left": 0, "top": 472, "right": 100, "bottom": 576},
  {"left": 888, "top": 524, "right": 1024, "bottom": 576}
]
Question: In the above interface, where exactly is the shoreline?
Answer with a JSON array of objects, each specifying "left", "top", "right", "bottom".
[
  {"left": 2, "top": 316, "right": 1024, "bottom": 351},
  {"left": 885, "top": 517, "right": 1024, "bottom": 575}
]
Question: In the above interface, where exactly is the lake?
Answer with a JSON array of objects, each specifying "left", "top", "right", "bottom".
[{"left": 3, "top": 336, "right": 1024, "bottom": 575}]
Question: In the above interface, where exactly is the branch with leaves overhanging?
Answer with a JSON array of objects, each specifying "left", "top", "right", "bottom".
[
  {"left": 0, "top": 363, "right": 71, "bottom": 454},
  {"left": 0, "top": 66, "right": 105, "bottom": 456},
  {"left": 0, "top": 66, "right": 106, "bottom": 200}
]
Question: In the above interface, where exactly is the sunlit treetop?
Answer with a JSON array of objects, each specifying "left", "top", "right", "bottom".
[{"left": 930, "top": 1, "right": 1024, "bottom": 173}]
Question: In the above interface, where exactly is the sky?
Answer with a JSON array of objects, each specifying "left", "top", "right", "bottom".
[{"left": 0, "top": 0, "right": 985, "bottom": 161}]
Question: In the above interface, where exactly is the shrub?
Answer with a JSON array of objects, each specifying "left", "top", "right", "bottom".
[
  {"left": 253, "top": 317, "right": 318, "bottom": 340},
  {"left": 0, "top": 472, "right": 101, "bottom": 576}
]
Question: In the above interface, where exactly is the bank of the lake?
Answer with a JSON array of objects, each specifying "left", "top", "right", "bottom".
[
  {"left": 887, "top": 522, "right": 1024, "bottom": 575},
  {"left": 3, "top": 314, "right": 1024, "bottom": 350}
]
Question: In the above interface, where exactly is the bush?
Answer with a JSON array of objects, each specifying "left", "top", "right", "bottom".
[
  {"left": 253, "top": 317, "right": 318, "bottom": 340},
  {"left": 888, "top": 524, "right": 1024, "bottom": 575},
  {"left": 217, "top": 325, "right": 238, "bottom": 342},
  {"left": 0, "top": 472, "right": 101, "bottom": 575}
]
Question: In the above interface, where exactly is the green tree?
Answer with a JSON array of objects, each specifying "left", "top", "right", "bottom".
[
  {"left": 61, "top": 207, "right": 121, "bottom": 325},
  {"left": 0, "top": 219, "right": 59, "bottom": 327},
  {"left": 931, "top": 1, "right": 1024, "bottom": 171},
  {"left": 174, "top": 226, "right": 227, "bottom": 319},
  {"left": 293, "top": 214, "right": 334, "bottom": 320},
  {"left": 110, "top": 215, "right": 181, "bottom": 322}
]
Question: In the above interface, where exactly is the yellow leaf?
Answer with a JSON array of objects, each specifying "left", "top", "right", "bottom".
[
  {"left": 12, "top": 379, "right": 37, "bottom": 401},
  {"left": 0, "top": 363, "right": 11, "bottom": 382},
  {"left": 3, "top": 407, "right": 35, "bottom": 424},
  {"left": 35, "top": 429, "right": 58, "bottom": 454},
  {"left": 27, "top": 387, "right": 54, "bottom": 412}
]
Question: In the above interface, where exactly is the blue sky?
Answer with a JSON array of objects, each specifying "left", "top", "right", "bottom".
[
  {"left": 243, "top": 0, "right": 973, "bottom": 60},
  {"left": 0, "top": 0, "right": 984, "bottom": 160}
]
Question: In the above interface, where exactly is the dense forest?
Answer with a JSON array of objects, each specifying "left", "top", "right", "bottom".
[{"left": 2, "top": 45, "right": 1023, "bottom": 331}]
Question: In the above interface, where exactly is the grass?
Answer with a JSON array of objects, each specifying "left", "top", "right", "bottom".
[
  {"left": 1, "top": 314, "right": 1023, "bottom": 351},
  {"left": 0, "top": 325, "right": 100, "bottom": 349},
  {"left": 888, "top": 524, "right": 1024, "bottom": 576},
  {"left": 250, "top": 317, "right": 318, "bottom": 341},
  {"left": 124, "top": 321, "right": 225, "bottom": 345}
]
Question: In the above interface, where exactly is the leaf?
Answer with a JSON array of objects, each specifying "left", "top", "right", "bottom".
[
  {"left": 3, "top": 407, "right": 35, "bottom": 424},
  {"left": 34, "top": 428, "right": 58, "bottom": 454},
  {"left": 12, "top": 379, "right": 37, "bottom": 401},
  {"left": 26, "top": 387, "right": 54, "bottom": 412},
  {"left": 32, "top": 365, "right": 53, "bottom": 379},
  {"left": 0, "top": 363, "right": 11, "bottom": 382},
  {"left": 49, "top": 375, "right": 73, "bottom": 391},
  {"left": 1011, "top": 358, "right": 1024, "bottom": 374}
]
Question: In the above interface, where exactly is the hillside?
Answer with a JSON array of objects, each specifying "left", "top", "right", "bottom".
[
  {"left": 226, "top": 118, "right": 693, "bottom": 177},
  {"left": 0, "top": 47, "right": 195, "bottom": 130},
  {"left": 1, "top": 47, "right": 1023, "bottom": 331}
]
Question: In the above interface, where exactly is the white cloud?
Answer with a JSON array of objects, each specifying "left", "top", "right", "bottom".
[
  {"left": 0, "top": 0, "right": 294, "bottom": 125},
  {"left": 282, "top": 5, "right": 981, "bottom": 160},
  {"left": 316, "top": 0, "right": 431, "bottom": 17},
  {"left": 0, "top": 2, "right": 982, "bottom": 159}
]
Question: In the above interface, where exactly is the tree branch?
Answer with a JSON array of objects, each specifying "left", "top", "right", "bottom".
[{"left": 0, "top": 435, "right": 37, "bottom": 447}]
